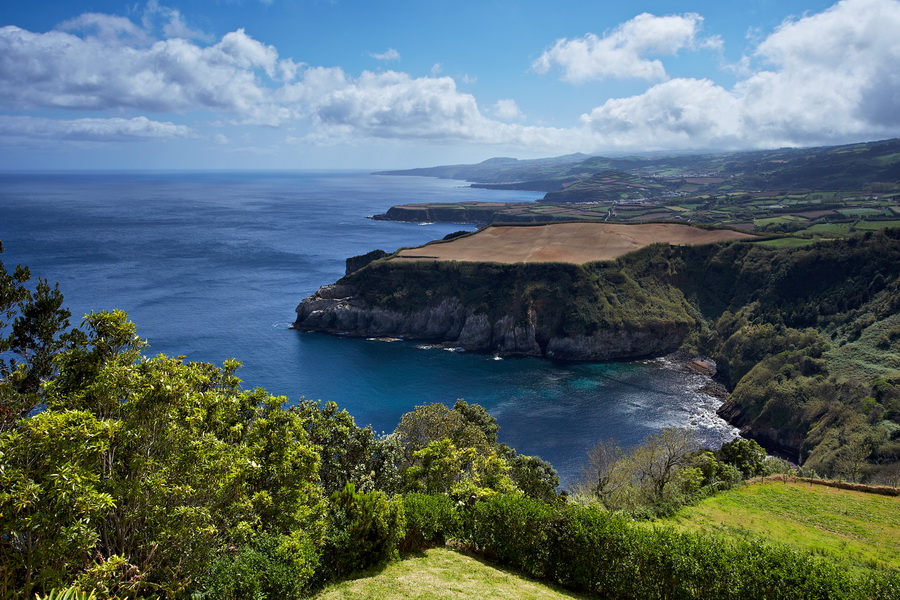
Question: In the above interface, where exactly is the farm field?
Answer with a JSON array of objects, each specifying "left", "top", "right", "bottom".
[
  {"left": 665, "top": 479, "right": 900, "bottom": 572},
  {"left": 392, "top": 222, "right": 754, "bottom": 264}
]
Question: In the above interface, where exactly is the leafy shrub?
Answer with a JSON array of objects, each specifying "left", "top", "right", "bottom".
[
  {"left": 459, "top": 494, "right": 553, "bottom": 579},
  {"left": 400, "top": 494, "right": 460, "bottom": 552},
  {"left": 321, "top": 483, "right": 405, "bottom": 580},
  {"left": 455, "top": 496, "right": 899, "bottom": 599},
  {"left": 202, "top": 533, "right": 318, "bottom": 600}
]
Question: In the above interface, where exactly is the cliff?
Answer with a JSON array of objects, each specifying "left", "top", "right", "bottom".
[
  {"left": 294, "top": 229, "right": 900, "bottom": 478},
  {"left": 294, "top": 256, "right": 697, "bottom": 360}
]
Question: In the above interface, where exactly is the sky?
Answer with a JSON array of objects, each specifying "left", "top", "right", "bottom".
[{"left": 1, "top": 0, "right": 899, "bottom": 170}]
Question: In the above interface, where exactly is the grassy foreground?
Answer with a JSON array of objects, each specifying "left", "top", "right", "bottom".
[
  {"left": 313, "top": 547, "right": 590, "bottom": 600},
  {"left": 665, "top": 478, "right": 900, "bottom": 571}
]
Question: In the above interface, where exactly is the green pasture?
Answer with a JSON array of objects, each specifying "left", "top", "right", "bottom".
[{"left": 666, "top": 479, "right": 900, "bottom": 572}]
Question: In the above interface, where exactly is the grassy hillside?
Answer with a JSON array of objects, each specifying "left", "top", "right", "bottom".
[
  {"left": 314, "top": 548, "right": 590, "bottom": 600},
  {"left": 666, "top": 479, "right": 900, "bottom": 572}
]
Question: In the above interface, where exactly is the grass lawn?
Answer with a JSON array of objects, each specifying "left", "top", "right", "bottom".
[
  {"left": 313, "top": 547, "right": 591, "bottom": 600},
  {"left": 666, "top": 479, "right": 900, "bottom": 572}
]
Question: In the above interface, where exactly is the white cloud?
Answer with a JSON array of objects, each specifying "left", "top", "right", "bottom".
[
  {"left": 579, "top": 0, "right": 900, "bottom": 151},
  {"left": 430, "top": 63, "right": 443, "bottom": 76},
  {"left": 57, "top": 13, "right": 152, "bottom": 46},
  {"left": 370, "top": 48, "right": 400, "bottom": 61},
  {"left": 533, "top": 13, "right": 720, "bottom": 83},
  {"left": 493, "top": 99, "right": 525, "bottom": 121},
  {"left": 142, "top": 0, "right": 212, "bottom": 42},
  {"left": 0, "top": 115, "right": 194, "bottom": 141},
  {"left": 3, "top": 0, "right": 900, "bottom": 157},
  {"left": 0, "top": 25, "right": 300, "bottom": 124},
  {"left": 581, "top": 78, "right": 743, "bottom": 149}
]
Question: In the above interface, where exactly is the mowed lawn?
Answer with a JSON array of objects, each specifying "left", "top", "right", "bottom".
[
  {"left": 666, "top": 479, "right": 900, "bottom": 571},
  {"left": 313, "top": 547, "right": 591, "bottom": 600}
]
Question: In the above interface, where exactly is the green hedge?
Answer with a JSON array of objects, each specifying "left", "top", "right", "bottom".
[
  {"left": 401, "top": 494, "right": 460, "bottom": 552},
  {"left": 455, "top": 494, "right": 900, "bottom": 600}
]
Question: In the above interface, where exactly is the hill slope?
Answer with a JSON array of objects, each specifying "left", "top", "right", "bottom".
[{"left": 314, "top": 548, "right": 590, "bottom": 600}]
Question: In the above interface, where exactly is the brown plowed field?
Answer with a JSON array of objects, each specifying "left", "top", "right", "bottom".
[{"left": 392, "top": 222, "right": 755, "bottom": 264}]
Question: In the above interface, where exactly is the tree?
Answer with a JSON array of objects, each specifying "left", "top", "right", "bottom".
[
  {"left": 629, "top": 427, "right": 698, "bottom": 502},
  {"left": 716, "top": 438, "right": 768, "bottom": 479},
  {"left": 1, "top": 242, "right": 77, "bottom": 430},
  {"left": 508, "top": 454, "right": 560, "bottom": 504},
  {"left": 394, "top": 402, "right": 490, "bottom": 464},
  {"left": 2, "top": 310, "right": 325, "bottom": 597},
  {"left": 578, "top": 438, "right": 628, "bottom": 507}
]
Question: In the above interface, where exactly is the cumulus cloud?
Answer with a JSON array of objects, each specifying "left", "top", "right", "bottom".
[
  {"left": 0, "top": 115, "right": 194, "bottom": 141},
  {"left": 0, "top": 25, "right": 299, "bottom": 124},
  {"left": 579, "top": 0, "right": 900, "bottom": 151},
  {"left": 282, "top": 69, "right": 489, "bottom": 140},
  {"left": 493, "top": 99, "right": 525, "bottom": 121},
  {"left": 2, "top": 0, "right": 899, "bottom": 156},
  {"left": 533, "top": 12, "right": 720, "bottom": 82},
  {"left": 370, "top": 48, "right": 400, "bottom": 61}
]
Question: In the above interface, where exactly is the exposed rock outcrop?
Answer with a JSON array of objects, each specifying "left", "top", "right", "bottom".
[{"left": 294, "top": 281, "right": 689, "bottom": 360}]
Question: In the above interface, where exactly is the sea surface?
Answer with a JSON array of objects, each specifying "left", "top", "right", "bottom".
[{"left": 0, "top": 171, "right": 737, "bottom": 484}]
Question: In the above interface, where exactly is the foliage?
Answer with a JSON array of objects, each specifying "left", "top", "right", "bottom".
[
  {"left": 320, "top": 483, "right": 405, "bottom": 581},
  {"left": 393, "top": 401, "right": 558, "bottom": 502},
  {"left": 33, "top": 589, "right": 99, "bottom": 600},
  {"left": 455, "top": 494, "right": 900, "bottom": 600},
  {"left": 572, "top": 428, "right": 718, "bottom": 516},
  {"left": 507, "top": 454, "right": 560, "bottom": 504},
  {"left": 400, "top": 494, "right": 459, "bottom": 552},
  {"left": 201, "top": 533, "right": 318, "bottom": 600},
  {"left": 716, "top": 438, "right": 770, "bottom": 479},
  {"left": 292, "top": 399, "right": 401, "bottom": 494},
  {"left": 0, "top": 243, "right": 78, "bottom": 430},
  {"left": 1, "top": 309, "right": 324, "bottom": 598}
]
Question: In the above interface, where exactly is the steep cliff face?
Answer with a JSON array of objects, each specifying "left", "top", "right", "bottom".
[{"left": 294, "top": 256, "right": 697, "bottom": 360}]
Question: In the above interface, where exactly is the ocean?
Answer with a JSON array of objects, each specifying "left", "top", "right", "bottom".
[{"left": 0, "top": 170, "right": 737, "bottom": 484}]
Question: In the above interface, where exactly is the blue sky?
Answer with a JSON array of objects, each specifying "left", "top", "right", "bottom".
[{"left": 1, "top": 0, "right": 898, "bottom": 169}]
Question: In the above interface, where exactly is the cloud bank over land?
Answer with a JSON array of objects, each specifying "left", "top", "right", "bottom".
[
  {"left": 580, "top": 0, "right": 900, "bottom": 150},
  {"left": 0, "top": 0, "right": 898, "bottom": 165}
]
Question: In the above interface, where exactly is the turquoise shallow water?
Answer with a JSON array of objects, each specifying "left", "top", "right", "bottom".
[{"left": 0, "top": 171, "right": 736, "bottom": 484}]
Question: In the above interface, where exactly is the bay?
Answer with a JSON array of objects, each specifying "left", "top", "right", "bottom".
[{"left": 0, "top": 171, "right": 737, "bottom": 484}]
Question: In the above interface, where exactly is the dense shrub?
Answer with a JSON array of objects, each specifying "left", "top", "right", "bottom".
[
  {"left": 202, "top": 533, "right": 318, "bottom": 600},
  {"left": 454, "top": 494, "right": 900, "bottom": 600},
  {"left": 320, "top": 483, "right": 405, "bottom": 581},
  {"left": 460, "top": 494, "right": 553, "bottom": 578},
  {"left": 400, "top": 494, "right": 459, "bottom": 552}
]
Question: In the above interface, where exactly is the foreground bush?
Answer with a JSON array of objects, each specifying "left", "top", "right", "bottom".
[
  {"left": 320, "top": 482, "right": 405, "bottom": 581},
  {"left": 400, "top": 493, "right": 459, "bottom": 552}
]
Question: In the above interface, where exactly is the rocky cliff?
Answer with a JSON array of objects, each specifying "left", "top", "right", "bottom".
[{"left": 294, "top": 254, "right": 697, "bottom": 360}]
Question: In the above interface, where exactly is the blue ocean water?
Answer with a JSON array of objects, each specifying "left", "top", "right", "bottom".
[{"left": 0, "top": 171, "right": 736, "bottom": 484}]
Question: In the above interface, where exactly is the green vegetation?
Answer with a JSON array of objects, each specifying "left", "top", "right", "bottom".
[
  {"left": 375, "top": 138, "right": 900, "bottom": 234},
  {"left": 4, "top": 231, "right": 900, "bottom": 599},
  {"left": 668, "top": 479, "right": 900, "bottom": 572},
  {"left": 571, "top": 434, "right": 775, "bottom": 518},
  {"left": 313, "top": 548, "right": 588, "bottom": 600}
]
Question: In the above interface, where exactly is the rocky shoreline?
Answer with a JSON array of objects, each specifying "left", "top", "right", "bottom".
[{"left": 293, "top": 281, "right": 691, "bottom": 361}]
